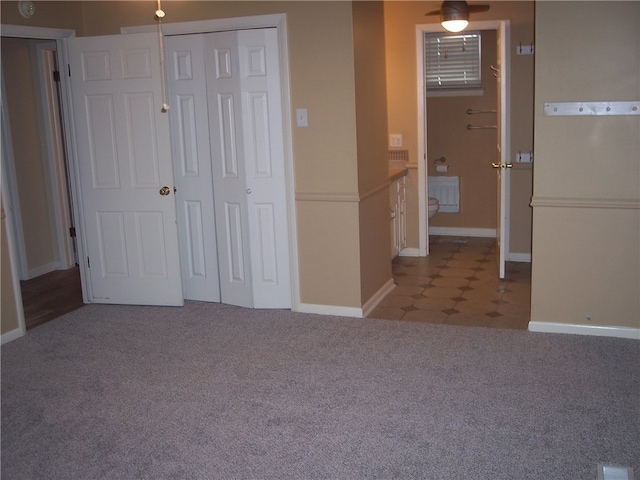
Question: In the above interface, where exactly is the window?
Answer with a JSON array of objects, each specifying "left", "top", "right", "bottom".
[{"left": 425, "top": 32, "right": 481, "bottom": 93}]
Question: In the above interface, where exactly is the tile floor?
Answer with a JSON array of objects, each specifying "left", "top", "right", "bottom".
[{"left": 368, "top": 236, "right": 531, "bottom": 330}]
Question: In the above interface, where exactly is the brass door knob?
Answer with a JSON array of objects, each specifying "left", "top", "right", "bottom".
[{"left": 159, "top": 186, "right": 171, "bottom": 196}]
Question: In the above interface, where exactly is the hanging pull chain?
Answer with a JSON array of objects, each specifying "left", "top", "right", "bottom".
[{"left": 155, "top": 0, "right": 169, "bottom": 113}]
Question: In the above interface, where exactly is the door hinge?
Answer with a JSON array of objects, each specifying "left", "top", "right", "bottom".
[
  {"left": 87, "top": 257, "right": 90, "bottom": 268},
  {"left": 69, "top": 227, "right": 76, "bottom": 238},
  {"left": 53, "top": 70, "right": 61, "bottom": 82},
  {"left": 68, "top": 64, "right": 71, "bottom": 77}
]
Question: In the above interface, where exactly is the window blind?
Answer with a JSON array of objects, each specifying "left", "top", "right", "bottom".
[{"left": 425, "top": 32, "right": 481, "bottom": 89}]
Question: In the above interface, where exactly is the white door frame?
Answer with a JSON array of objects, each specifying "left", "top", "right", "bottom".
[
  {"left": 416, "top": 20, "right": 511, "bottom": 258},
  {"left": 35, "top": 41, "right": 76, "bottom": 272},
  {"left": 124, "top": 14, "right": 300, "bottom": 311},
  {"left": 1, "top": 110, "right": 27, "bottom": 343},
  {"left": 0, "top": 74, "right": 29, "bottom": 279},
  {"left": 1, "top": 33, "right": 76, "bottom": 279},
  {"left": 0, "top": 24, "right": 79, "bottom": 342}
]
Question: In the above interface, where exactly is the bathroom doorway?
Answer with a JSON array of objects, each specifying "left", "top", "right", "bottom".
[{"left": 417, "top": 20, "right": 511, "bottom": 277}]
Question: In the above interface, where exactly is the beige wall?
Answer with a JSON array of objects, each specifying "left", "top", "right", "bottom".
[
  {"left": 531, "top": 2, "right": 640, "bottom": 330},
  {"left": 1, "top": 38, "right": 59, "bottom": 276},
  {"left": 384, "top": 1, "right": 534, "bottom": 254},
  {"left": 352, "top": 1, "right": 393, "bottom": 304},
  {"left": 0, "top": 1, "right": 84, "bottom": 32},
  {"left": 2, "top": 1, "right": 392, "bottom": 310}
]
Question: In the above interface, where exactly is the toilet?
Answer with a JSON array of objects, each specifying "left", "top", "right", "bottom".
[{"left": 428, "top": 197, "right": 440, "bottom": 219}]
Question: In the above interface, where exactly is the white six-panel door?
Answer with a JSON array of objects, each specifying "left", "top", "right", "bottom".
[
  {"left": 68, "top": 33, "right": 183, "bottom": 305},
  {"left": 165, "top": 35, "right": 221, "bottom": 302}
]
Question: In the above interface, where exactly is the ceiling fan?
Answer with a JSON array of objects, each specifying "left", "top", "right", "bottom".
[{"left": 426, "top": 1, "right": 490, "bottom": 32}]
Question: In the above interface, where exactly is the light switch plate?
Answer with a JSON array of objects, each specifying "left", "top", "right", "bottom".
[
  {"left": 296, "top": 108, "right": 308, "bottom": 127},
  {"left": 389, "top": 134, "right": 403, "bottom": 148}
]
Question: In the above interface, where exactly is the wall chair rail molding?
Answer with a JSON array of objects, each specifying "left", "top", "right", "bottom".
[{"left": 530, "top": 197, "right": 640, "bottom": 210}]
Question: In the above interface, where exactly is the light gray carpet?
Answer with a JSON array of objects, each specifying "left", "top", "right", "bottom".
[{"left": 2, "top": 302, "right": 638, "bottom": 479}]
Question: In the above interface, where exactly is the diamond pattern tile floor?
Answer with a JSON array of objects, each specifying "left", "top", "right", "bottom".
[{"left": 367, "top": 236, "right": 531, "bottom": 330}]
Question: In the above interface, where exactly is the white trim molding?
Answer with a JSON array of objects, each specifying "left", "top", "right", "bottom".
[
  {"left": 1, "top": 328, "right": 25, "bottom": 345},
  {"left": 0, "top": 25, "right": 75, "bottom": 39},
  {"left": 508, "top": 252, "right": 531, "bottom": 263},
  {"left": 399, "top": 247, "right": 422, "bottom": 257},
  {"left": 528, "top": 321, "right": 640, "bottom": 340},
  {"left": 297, "top": 303, "right": 364, "bottom": 318},
  {"left": 428, "top": 227, "right": 497, "bottom": 238},
  {"left": 362, "top": 278, "right": 396, "bottom": 318},
  {"left": 530, "top": 196, "right": 640, "bottom": 209},
  {"left": 27, "top": 262, "right": 59, "bottom": 280},
  {"left": 298, "top": 278, "right": 396, "bottom": 319},
  {"left": 295, "top": 191, "right": 361, "bottom": 203}
]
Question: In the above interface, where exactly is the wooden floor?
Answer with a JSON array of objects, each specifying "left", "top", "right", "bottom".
[{"left": 20, "top": 267, "right": 84, "bottom": 330}]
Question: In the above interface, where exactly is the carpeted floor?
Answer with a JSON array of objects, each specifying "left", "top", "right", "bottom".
[{"left": 2, "top": 302, "right": 638, "bottom": 479}]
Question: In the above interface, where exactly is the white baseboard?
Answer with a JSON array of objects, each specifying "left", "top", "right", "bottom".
[
  {"left": 362, "top": 278, "right": 395, "bottom": 317},
  {"left": 528, "top": 321, "right": 640, "bottom": 340},
  {"left": 398, "top": 248, "right": 421, "bottom": 257},
  {"left": 27, "top": 262, "right": 59, "bottom": 280},
  {"left": 296, "top": 303, "right": 363, "bottom": 318},
  {"left": 429, "top": 227, "right": 496, "bottom": 238},
  {"left": 296, "top": 278, "right": 396, "bottom": 319},
  {"left": 508, "top": 252, "right": 531, "bottom": 262},
  {"left": 1, "top": 327, "right": 25, "bottom": 345}
]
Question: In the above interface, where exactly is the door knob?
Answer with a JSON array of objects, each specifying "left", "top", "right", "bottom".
[
  {"left": 246, "top": 189, "right": 252, "bottom": 194},
  {"left": 159, "top": 186, "right": 171, "bottom": 196},
  {"left": 492, "top": 162, "right": 513, "bottom": 169}
]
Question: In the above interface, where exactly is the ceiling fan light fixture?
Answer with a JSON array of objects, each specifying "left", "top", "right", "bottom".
[
  {"left": 441, "top": 19, "right": 469, "bottom": 32},
  {"left": 440, "top": 1, "right": 470, "bottom": 32}
]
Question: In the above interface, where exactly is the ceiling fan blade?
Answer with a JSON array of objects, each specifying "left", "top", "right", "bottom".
[
  {"left": 425, "top": 9, "right": 441, "bottom": 16},
  {"left": 468, "top": 5, "right": 490, "bottom": 13}
]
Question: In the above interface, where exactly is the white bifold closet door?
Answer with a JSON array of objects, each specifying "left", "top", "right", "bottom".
[{"left": 166, "top": 29, "right": 291, "bottom": 309}]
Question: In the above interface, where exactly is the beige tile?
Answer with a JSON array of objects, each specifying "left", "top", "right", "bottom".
[
  {"left": 378, "top": 295, "right": 415, "bottom": 308},
  {"left": 445, "top": 313, "right": 491, "bottom": 328},
  {"left": 487, "top": 315, "right": 529, "bottom": 330},
  {"left": 431, "top": 276, "right": 470, "bottom": 289},
  {"left": 497, "top": 303, "right": 531, "bottom": 317},
  {"left": 438, "top": 268, "right": 476, "bottom": 279},
  {"left": 368, "top": 307, "right": 405, "bottom": 321},
  {"left": 502, "top": 291, "right": 531, "bottom": 306},
  {"left": 446, "top": 259, "right": 480, "bottom": 269},
  {"left": 455, "top": 300, "right": 500, "bottom": 315},
  {"left": 388, "top": 285, "right": 425, "bottom": 297},
  {"left": 422, "top": 286, "right": 463, "bottom": 299},
  {"left": 451, "top": 251, "right": 484, "bottom": 261},
  {"left": 402, "top": 309, "right": 447, "bottom": 323},
  {"left": 472, "top": 270, "right": 501, "bottom": 281},
  {"left": 393, "top": 275, "right": 433, "bottom": 286},
  {"left": 461, "top": 289, "right": 503, "bottom": 302},
  {"left": 378, "top": 237, "right": 530, "bottom": 331},
  {"left": 413, "top": 296, "right": 456, "bottom": 311}
]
